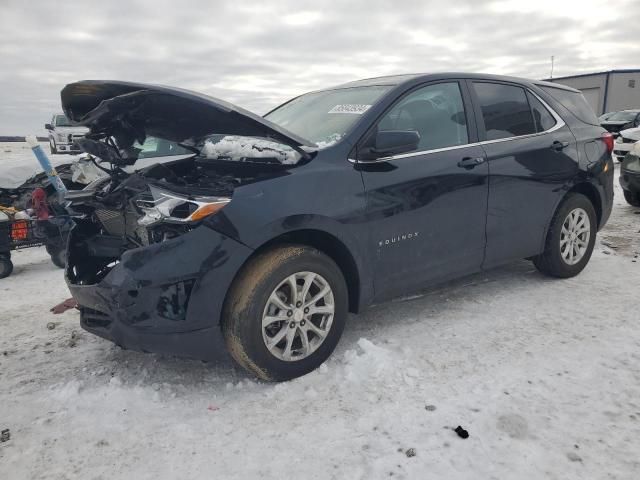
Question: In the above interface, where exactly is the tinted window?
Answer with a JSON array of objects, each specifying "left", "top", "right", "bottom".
[
  {"left": 526, "top": 91, "right": 557, "bottom": 132},
  {"left": 539, "top": 86, "right": 599, "bottom": 125},
  {"left": 473, "top": 82, "right": 536, "bottom": 140},
  {"left": 376, "top": 82, "right": 468, "bottom": 151}
]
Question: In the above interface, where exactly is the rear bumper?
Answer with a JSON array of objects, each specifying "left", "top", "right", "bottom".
[{"left": 66, "top": 223, "right": 253, "bottom": 360}]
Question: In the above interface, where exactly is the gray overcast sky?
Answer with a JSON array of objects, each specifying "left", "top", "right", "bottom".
[{"left": 0, "top": 0, "right": 639, "bottom": 135}]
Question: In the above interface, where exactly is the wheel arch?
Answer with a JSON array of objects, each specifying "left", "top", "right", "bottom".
[
  {"left": 567, "top": 182, "right": 603, "bottom": 228},
  {"left": 538, "top": 181, "right": 603, "bottom": 255},
  {"left": 232, "top": 229, "right": 362, "bottom": 314}
]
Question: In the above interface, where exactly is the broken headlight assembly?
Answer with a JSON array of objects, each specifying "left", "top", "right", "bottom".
[{"left": 136, "top": 185, "right": 230, "bottom": 227}]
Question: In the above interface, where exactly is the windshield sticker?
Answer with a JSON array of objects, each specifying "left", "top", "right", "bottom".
[{"left": 328, "top": 104, "right": 372, "bottom": 114}]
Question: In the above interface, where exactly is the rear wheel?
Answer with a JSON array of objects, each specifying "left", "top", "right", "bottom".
[
  {"left": 0, "top": 254, "right": 13, "bottom": 279},
  {"left": 623, "top": 190, "right": 640, "bottom": 207},
  {"left": 223, "top": 245, "right": 348, "bottom": 381},
  {"left": 533, "top": 193, "right": 597, "bottom": 278}
]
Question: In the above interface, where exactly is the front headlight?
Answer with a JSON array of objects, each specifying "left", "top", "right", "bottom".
[
  {"left": 56, "top": 133, "right": 67, "bottom": 142},
  {"left": 136, "top": 185, "right": 230, "bottom": 227}
]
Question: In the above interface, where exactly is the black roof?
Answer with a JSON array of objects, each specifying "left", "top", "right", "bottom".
[{"left": 329, "top": 72, "right": 580, "bottom": 92}]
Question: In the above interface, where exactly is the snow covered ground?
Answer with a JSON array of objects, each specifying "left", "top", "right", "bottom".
[{"left": 1, "top": 145, "right": 639, "bottom": 479}]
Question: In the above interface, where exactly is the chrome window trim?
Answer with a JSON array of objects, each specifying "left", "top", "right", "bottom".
[{"left": 351, "top": 88, "right": 565, "bottom": 164}]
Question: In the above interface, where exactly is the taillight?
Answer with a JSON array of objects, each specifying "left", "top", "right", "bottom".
[{"left": 601, "top": 132, "right": 614, "bottom": 154}]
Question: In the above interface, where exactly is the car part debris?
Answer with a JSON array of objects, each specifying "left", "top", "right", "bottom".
[
  {"left": 454, "top": 426, "right": 469, "bottom": 439},
  {"left": 46, "top": 322, "right": 56, "bottom": 330},
  {"left": 50, "top": 298, "right": 79, "bottom": 314}
]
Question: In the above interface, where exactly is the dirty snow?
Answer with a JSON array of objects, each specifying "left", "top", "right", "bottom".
[
  {"left": 1, "top": 145, "right": 639, "bottom": 479},
  {"left": 202, "top": 136, "right": 300, "bottom": 164},
  {"left": 0, "top": 142, "right": 79, "bottom": 189}
]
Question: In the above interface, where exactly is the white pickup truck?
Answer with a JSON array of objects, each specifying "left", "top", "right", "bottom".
[{"left": 45, "top": 113, "right": 88, "bottom": 154}]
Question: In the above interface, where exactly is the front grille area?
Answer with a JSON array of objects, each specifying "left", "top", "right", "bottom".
[
  {"left": 95, "top": 209, "right": 126, "bottom": 236},
  {"left": 81, "top": 307, "right": 112, "bottom": 329}
]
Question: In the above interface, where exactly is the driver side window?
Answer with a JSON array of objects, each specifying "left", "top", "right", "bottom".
[{"left": 377, "top": 82, "right": 469, "bottom": 152}]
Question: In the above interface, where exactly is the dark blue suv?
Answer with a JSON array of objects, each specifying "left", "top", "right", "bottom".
[{"left": 62, "top": 74, "right": 614, "bottom": 380}]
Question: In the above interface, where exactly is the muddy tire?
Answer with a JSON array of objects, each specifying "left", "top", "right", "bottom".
[
  {"left": 223, "top": 245, "right": 348, "bottom": 381},
  {"left": 533, "top": 193, "right": 597, "bottom": 278},
  {"left": 623, "top": 190, "right": 640, "bottom": 207},
  {"left": 0, "top": 254, "right": 13, "bottom": 279},
  {"left": 50, "top": 140, "right": 57, "bottom": 154}
]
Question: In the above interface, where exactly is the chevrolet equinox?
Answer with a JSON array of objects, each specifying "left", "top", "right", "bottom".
[{"left": 61, "top": 74, "right": 614, "bottom": 380}]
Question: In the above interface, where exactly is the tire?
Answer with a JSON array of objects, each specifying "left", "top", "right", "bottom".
[
  {"left": 0, "top": 255, "right": 13, "bottom": 279},
  {"left": 49, "top": 247, "right": 66, "bottom": 269},
  {"left": 50, "top": 139, "right": 57, "bottom": 154},
  {"left": 223, "top": 245, "right": 348, "bottom": 381},
  {"left": 533, "top": 193, "right": 597, "bottom": 278},
  {"left": 623, "top": 190, "right": 640, "bottom": 207}
]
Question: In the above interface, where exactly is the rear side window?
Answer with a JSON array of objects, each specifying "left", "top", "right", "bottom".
[
  {"left": 526, "top": 91, "right": 557, "bottom": 132},
  {"left": 539, "top": 86, "right": 599, "bottom": 125},
  {"left": 473, "top": 82, "right": 536, "bottom": 140}
]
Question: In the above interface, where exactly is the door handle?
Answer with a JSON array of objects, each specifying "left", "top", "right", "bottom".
[
  {"left": 551, "top": 140, "right": 569, "bottom": 151},
  {"left": 457, "top": 157, "right": 485, "bottom": 169}
]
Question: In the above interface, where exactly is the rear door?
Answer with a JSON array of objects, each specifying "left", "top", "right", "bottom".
[
  {"left": 357, "top": 81, "right": 489, "bottom": 299},
  {"left": 468, "top": 81, "right": 580, "bottom": 267}
]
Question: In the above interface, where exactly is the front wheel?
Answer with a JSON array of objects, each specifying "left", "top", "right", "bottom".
[
  {"left": 623, "top": 190, "right": 640, "bottom": 207},
  {"left": 533, "top": 193, "right": 597, "bottom": 278},
  {"left": 0, "top": 254, "right": 13, "bottom": 279},
  {"left": 49, "top": 139, "right": 57, "bottom": 154},
  {"left": 223, "top": 245, "right": 348, "bottom": 381}
]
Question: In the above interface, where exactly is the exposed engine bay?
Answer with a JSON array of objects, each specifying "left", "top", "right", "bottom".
[{"left": 66, "top": 153, "right": 287, "bottom": 286}]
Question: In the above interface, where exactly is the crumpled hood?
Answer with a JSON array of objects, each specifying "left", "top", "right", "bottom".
[{"left": 60, "top": 80, "right": 316, "bottom": 151}]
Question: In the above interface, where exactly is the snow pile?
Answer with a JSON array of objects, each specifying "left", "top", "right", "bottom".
[{"left": 202, "top": 136, "right": 300, "bottom": 164}]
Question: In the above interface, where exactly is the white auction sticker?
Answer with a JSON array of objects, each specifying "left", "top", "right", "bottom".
[{"left": 328, "top": 104, "right": 372, "bottom": 114}]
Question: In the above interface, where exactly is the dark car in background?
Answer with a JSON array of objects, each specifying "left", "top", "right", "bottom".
[
  {"left": 61, "top": 74, "right": 614, "bottom": 380},
  {"left": 600, "top": 109, "right": 640, "bottom": 136},
  {"left": 620, "top": 143, "right": 640, "bottom": 206}
]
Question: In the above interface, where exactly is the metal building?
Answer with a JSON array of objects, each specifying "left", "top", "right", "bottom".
[{"left": 546, "top": 69, "right": 640, "bottom": 115}]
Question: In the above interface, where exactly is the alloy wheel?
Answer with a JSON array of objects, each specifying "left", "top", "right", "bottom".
[
  {"left": 262, "top": 271, "right": 335, "bottom": 362},
  {"left": 559, "top": 207, "right": 591, "bottom": 265}
]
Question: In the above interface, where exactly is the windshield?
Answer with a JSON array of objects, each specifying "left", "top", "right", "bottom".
[
  {"left": 132, "top": 136, "right": 192, "bottom": 159},
  {"left": 55, "top": 114, "right": 73, "bottom": 127},
  {"left": 265, "top": 86, "right": 391, "bottom": 147},
  {"left": 607, "top": 111, "right": 639, "bottom": 122}
]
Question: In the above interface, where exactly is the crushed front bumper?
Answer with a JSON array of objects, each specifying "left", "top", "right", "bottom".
[{"left": 66, "top": 223, "right": 253, "bottom": 360}]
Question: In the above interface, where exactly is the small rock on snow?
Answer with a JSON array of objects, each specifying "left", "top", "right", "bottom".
[
  {"left": 567, "top": 452, "right": 582, "bottom": 462},
  {"left": 0, "top": 429, "right": 10, "bottom": 443},
  {"left": 405, "top": 448, "right": 416, "bottom": 458},
  {"left": 425, "top": 404, "right": 437, "bottom": 411},
  {"left": 454, "top": 426, "right": 469, "bottom": 439}
]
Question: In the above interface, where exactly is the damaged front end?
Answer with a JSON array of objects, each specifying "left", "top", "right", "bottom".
[{"left": 61, "top": 80, "right": 315, "bottom": 359}]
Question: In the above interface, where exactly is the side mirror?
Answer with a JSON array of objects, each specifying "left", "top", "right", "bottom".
[
  {"left": 359, "top": 130, "right": 420, "bottom": 162},
  {"left": 45, "top": 123, "right": 54, "bottom": 131}
]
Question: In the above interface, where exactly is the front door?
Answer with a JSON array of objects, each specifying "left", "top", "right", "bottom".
[{"left": 357, "top": 81, "right": 489, "bottom": 300}]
